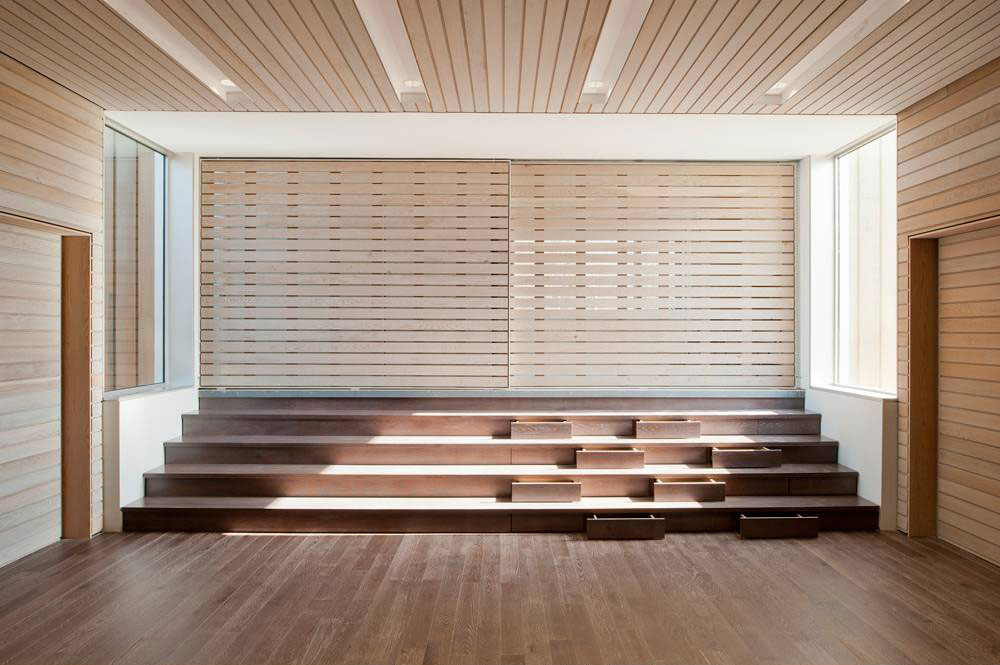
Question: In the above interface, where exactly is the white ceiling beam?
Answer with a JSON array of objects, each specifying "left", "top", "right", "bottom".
[{"left": 580, "top": 0, "right": 652, "bottom": 106}]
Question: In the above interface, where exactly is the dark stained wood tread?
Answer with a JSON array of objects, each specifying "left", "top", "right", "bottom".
[
  {"left": 144, "top": 462, "right": 857, "bottom": 478},
  {"left": 165, "top": 434, "right": 838, "bottom": 447},
  {"left": 124, "top": 494, "right": 878, "bottom": 513}
]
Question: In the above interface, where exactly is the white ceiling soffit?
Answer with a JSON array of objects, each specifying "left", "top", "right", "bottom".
[
  {"left": 106, "top": 111, "right": 894, "bottom": 161},
  {"left": 580, "top": 0, "right": 652, "bottom": 106},
  {"left": 761, "top": 0, "right": 911, "bottom": 105},
  {"left": 354, "top": 0, "right": 427, "bottom": 104},
  {"left": 100, "top": 0, "right": 245, "bottom": 104}
]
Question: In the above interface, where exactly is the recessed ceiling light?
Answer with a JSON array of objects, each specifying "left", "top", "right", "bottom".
[
  {"left": 354, "top": 0, "right": 429, "bottom": 104},
  {"left": 772, "top": 81, "right": 787, "bottom": 90},
  {"left": 403, "top": 80, "right": 423, "bottom": 88},
  {"left": 579, "top": 0, "right": 652, "bottom": 105},
  {"left": 586, "top": 80, "right": 606, "bottom": 89},
  {"left": 220, "top": 78, "right": 236, "bottom": 87}
]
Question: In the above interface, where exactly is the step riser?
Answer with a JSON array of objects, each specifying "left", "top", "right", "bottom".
[
  {"left": 144, "top": 475, "right": 857, "bottom": 498},
  {"left": 164, "top": 443, "right": 840, "bottom": 465},
  {"left": 181, "top": 414, "right": 822, "bottom": 437},
  {"left": 123, "top": 508, "right": 878, "bottom": 533}
]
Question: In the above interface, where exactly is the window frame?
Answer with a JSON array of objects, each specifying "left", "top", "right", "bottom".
[
  {"left": 102, "top": 122, "right": 171, "bottom": 398},
  {"left": 831, "top": 127, "right": 898, "bottom": 396}
]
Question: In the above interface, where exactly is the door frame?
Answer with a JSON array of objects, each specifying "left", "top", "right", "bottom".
[
  {"left": 0, "top": 213, "right": 93, "bottom": 539},
  {"left": 907, "top": 213, "right": 1000, "bottom": 536}
]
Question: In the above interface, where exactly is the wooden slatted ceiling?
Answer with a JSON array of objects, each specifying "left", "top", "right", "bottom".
[
  {"left": 0, "top": 222, "right": 61, "bottom": 568},
  {"left": 1, "top": 0, "right": 998, "bottom": 114},
  {"left": 508, "top": 162, "right": 795, "bottom": 388},
  {"left": 0, "top": 0, "right": 228, "bottom": 111},
  {"left": 897, "top": 57, "right": 1000, "bottom": 532},
  {"left": 938, "top": 224, "right": 1000, "bottom": 566},
  {"left": 146, "top": 0, "right": 401, "bottom": 112},
  {"left": 200, "top": 160, "right": 510, "bottom": 388}
]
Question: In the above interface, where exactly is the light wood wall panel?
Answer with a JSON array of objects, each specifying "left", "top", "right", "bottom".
[
  {"left": 938, "top": 224, "right": 1000, "bottom": 565},
  {"left": 200, "top": 160, "right": 510, "bottom": 388},
  {"left": 0, "top": 223, "right": 61, "bottom": 567},
  {"left": 508, "top": 162, "right": 795, "bottom": 388},
  {"left": 0, "top": 54, "right": 103, "bottom": 536},
  {"left": 898, "top": 56, "right": 1000, "bottom": 533}
]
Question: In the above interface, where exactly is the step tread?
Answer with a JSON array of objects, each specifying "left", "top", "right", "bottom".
[
  {"left": 123, "top": 494, "right": 878, "bottom": 513},
  {"left": 166, "top": 434, "right": 838, "bottom": 446},
  {"left": 185, "top": 409, "right": 819, "bottom": 419},
  {"left": 145, "top": 462, "right": 857, "bottom": 478}
]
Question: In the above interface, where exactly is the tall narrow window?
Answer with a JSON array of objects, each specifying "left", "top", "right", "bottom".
[
  {"left": 103, "top": 127, "right": 165, "bottom": 391},
  {"left": 835, "top": 130, "right": 897, "bottom": 393}
]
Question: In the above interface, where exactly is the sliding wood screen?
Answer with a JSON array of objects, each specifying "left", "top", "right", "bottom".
[
  {"left": 200, "top": 160, "right": 510, "bottom": 388},
  {"left": 508, "top": 162, "right": 795, "bottom": 387}
]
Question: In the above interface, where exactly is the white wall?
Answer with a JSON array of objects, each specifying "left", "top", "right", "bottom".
[{"left": 102, "top": 387, "right": 197, "bottom": 531}]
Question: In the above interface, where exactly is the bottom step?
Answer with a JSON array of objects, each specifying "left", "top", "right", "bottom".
[{"left": 122, "top": 495, "right": 878, "bottom": 534}]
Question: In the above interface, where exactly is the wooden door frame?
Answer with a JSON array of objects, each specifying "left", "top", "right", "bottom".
[
  {"left": 0, "top": 213, "right": 93, "bottom": 539},
  {"left": 907, "top": 214, "right": 1000, "bottom": 537}
]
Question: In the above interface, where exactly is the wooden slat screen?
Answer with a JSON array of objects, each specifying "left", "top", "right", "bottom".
[
  {"left": 0, "top": 222, "right": 61, "bottom": 567},
  {"left": 200, "top": 160, "right": 510, "bottom": 388},
  {"left": 937, "top": 224, "right": 1000, "bottom": 565},
  {"left": 508, "top": 162, "right": 795, "bottom": 387}
]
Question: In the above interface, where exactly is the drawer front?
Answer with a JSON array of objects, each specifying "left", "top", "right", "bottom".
[
  {"left": 635, "top": 419, "right": 702, "bottom": 439},
  {"left": 652, "top": 479, "right": 725, "bottom": 502},
  {"left": 739, "top": 514, "right": 819, "bottom": 539},
  {"left": 576, "top": 448, "right": 645, "bottom": 469},
  {"left": 586, "top": 514, "right": 666, "bottom": 540},
  {"left": 711, "top": 447, "right": 782, "bottom": 468},
  {"left": 510, "top": 421, "right": 572, "bottom": 438},
  {"left": 510, "top": 481, "right": 582, "bottom": 502}
]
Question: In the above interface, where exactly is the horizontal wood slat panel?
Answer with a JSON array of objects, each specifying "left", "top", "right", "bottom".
[
  {"left": 200, "top": 160, "right": 509, "bottom": 389},
  {"left": 508, "top": 162, "right": 795, "bottom": 388},
  {"left": 938, "top": 223, "right": 1000, "bottom": 565},
  {"left": 0, "top": 222, "right": 60, "bottom": 568}
]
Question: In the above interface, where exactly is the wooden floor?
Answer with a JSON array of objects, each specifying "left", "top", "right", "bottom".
[{"left": 1, "top": 533, "right": 1000, "bottom": 665}]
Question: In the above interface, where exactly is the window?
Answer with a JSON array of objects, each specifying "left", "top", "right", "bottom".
[
  {"left": 834, "top": 130, "right": 897, "bottom": 393},
  {"left": 103, "top": 127, "right": 166, "bottom": 392}
]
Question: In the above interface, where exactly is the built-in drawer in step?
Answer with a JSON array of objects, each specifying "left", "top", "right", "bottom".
[
  {"left": 575, "top": 448, "right": 645, "bottom": 469},
  {"left": 711, "top": 446, "right": 782, "bottom": 468},
  {"left": 510, "top": 480, "right": 582, "bottom": 502},
  {"left": 586, "top": 514, "right": 666, "bottom": 540},
  {"left": 634, "top": 419, "right": 701, "bottom": 439},
  {"left": 652, "top": 478, "right": 725, "bottom": 502},
  {"left": 510, "top": 420, "right": 572, "bottom": 438},
  {"left": 739, "top": 513, "right": 819, "bottom": 539}
]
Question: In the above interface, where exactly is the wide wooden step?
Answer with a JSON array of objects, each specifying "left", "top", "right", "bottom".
[
  {"left": 143, "top": 462, "right": 859, "bottom": 497},
  {"left": 164, "top": 434, "right": 840, "bottom": 465},
  {"left": 180, "top": 409, "right": 822, "bottom": 437},
  {"left": 121, "top": 494, "right": 879, "bottom": 533}
]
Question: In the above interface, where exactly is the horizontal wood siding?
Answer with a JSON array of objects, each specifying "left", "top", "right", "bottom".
[
  {"left": 0, "top": 223, "right": 61, "bottom": 567},
  {"left": 0, "top": 55, "right": 104, "bottom": 535},
  {"left": 898, "top": 56, "right": 1000, "bottom": 534},
  {"left": 200, "top": 160, "right": 510, "bottom": 388},
  {"left": 937, "top": 225, "right": 1000, "bottom": 564},
  {"left": 508, "top": 162, "right": 795, "bottom": 388}
]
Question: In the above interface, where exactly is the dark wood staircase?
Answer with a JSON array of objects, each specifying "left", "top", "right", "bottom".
[{"left": 122, "top": 396, "right": 879, "bottom": 536}]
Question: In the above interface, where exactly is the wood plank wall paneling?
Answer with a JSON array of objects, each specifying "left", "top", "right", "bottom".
[
  {"left": 0, "top": 53, "right": 104, "bottom": 536},
  {"left": 938, "top": 225, "right": 1000, "bottom": 564},
  {"left": 0, "top": 223, "right": 61, "bottom": 567},
  {"left": 509, "top": 162, "right": 796, "bottom": 388},
  {"left": 898, "top": 56, "right": 1000, "bottom": 534},
  {"left": 199, "top": 160, "right": 511, "bottom": 388}
]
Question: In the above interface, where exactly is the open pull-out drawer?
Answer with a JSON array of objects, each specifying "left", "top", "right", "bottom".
[
  {"left": 739, "top": 513, "right": 819, "bottom": 539},
  {"left": 634, "top": 419, "right": 701, "bottom": 439},
  {"left": 711, "top": 447, "right": 781, "bottom": 468},
  {"left": 575, "top": 448, "right": 645, "bottom": 469},
  {"left": 510, "top": 480, "right": 582, "bottom": 502},
  {"left": 586, "top": 514, "right": 666, "bottom": 540},
  {"left": 652, "top": 478, "right": 725, "bottom": 502},
  {"left": 510, "top": 420, "right": 572, "bottom": 438}
]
